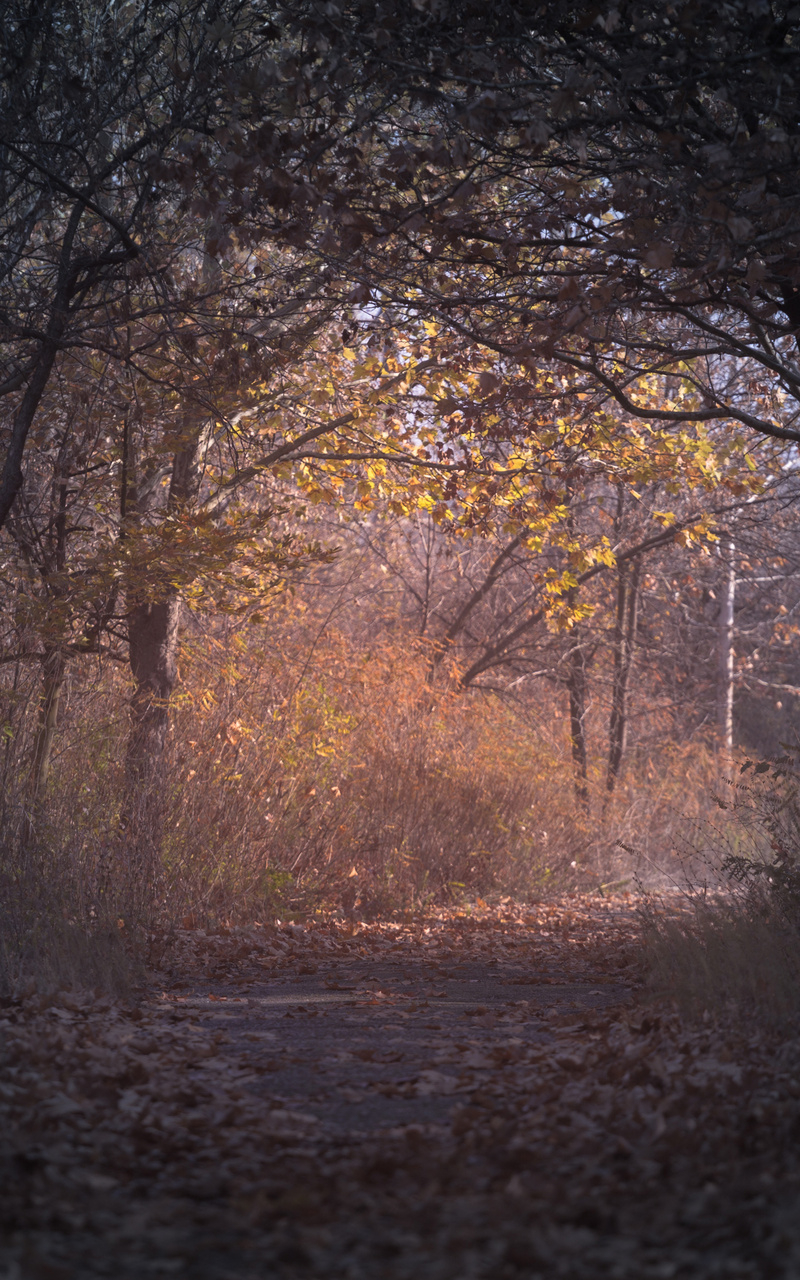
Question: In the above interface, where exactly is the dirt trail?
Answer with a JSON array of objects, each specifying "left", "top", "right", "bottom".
[{"left": 2, "top": 896, "right": 800, "bottom": 1279}]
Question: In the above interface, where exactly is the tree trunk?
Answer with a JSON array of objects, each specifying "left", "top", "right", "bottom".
[
  {"left": 566, "top": 639, "right": 590, "bottom": 811},
  {"left": 21, "top": 646, "right": 67, "bottom": 845},
  {"left": 118, "top": 421, "right": 208, "bottom": 894},
  {"left": 0, "top": 203, "right": 81, "bottom": 531},
  {"left": 717, "top": 536, "right": 735, "bottom": 759},
  {"left": 606, "top": 558, "right": 641, "bottom": 797},
  {"left": 120, "top": 594, "right": 182, "bottom": 886},
  {"left": 29, "top": 647, "right": 67, "bottom": 806}
]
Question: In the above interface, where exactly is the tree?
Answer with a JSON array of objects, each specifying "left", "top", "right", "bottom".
[{"left": 0, "top": 0, "right": 413, "bottom": 861}]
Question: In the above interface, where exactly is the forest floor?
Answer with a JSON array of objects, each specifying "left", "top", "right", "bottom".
[{"left": 2, "top": 894, "right": 800, "bottom": 1279}]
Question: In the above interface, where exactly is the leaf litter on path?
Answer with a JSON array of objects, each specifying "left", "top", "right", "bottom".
[{"left": 1, "top": 894, "right": 800, "bottom": 1278}]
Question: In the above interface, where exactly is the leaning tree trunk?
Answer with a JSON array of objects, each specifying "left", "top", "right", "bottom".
[
  {"left": 606, "top": 558, "right": 641, "bottom": 799},
  {"left": 21, "top": 460, "right": 71, "bottom": 841}
]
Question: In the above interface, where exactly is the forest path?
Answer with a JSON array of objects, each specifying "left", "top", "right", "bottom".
[
  {"left": 3, "top": 896, "right": 800, "bottom": 1279},
  {"left": 155, "top": 897, "right": 633, "bottom": 1136}
]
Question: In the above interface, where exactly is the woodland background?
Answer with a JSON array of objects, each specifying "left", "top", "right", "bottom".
[{"left": 4, "top": 0, "right": 800, "bottom": 990}]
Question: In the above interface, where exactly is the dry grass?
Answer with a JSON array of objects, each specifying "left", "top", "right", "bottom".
[
  {"left": 160, "top": 629, "right": 581, "bottom": 918},
  {"left": 0, "top": 614, "right": 731, "bottom": 989},
  {"left": 0, "top": 837, "right": 139, "bottom": 997},
  {"left": 0, "top": 687, "right": 144, "bottom": 995},
  {"left": 641, "top": 888, "right": 800, "bottom": 1026},
  {"left": 158, "top": 622, "right": 719, "bottom": 922},
  {"left": 639, "top": 752, "right": 800, "bottom": 1027}
]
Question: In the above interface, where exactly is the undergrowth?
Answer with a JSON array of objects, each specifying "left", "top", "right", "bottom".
[
  {"left": 159, "top": 624, "right": 719, "bottom": 922},
  {"left": 0, "top": 834, "right": 139, "bottom": 998},
  {"left": 0, "top": 618, "right": 724, "bottom": 990},
  {"left": 640, "top": 753, "right": 800, "bottom": 1026}
]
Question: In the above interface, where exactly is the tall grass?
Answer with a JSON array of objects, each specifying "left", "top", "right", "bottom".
[
  {"left": 0, "top": 671, "right": 142, "bottom": 996},
  {"left": 640, "top": 755, "right": 800, "bottom": 1026},
  {"left": 642, "top": 890, "right": 800, "bottom": 1025},
  {"left": 0, "top": 824, "right": 139, "bottom": 998}
]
